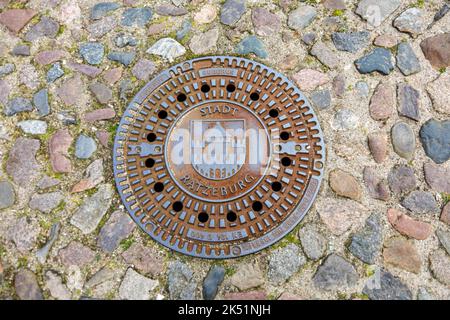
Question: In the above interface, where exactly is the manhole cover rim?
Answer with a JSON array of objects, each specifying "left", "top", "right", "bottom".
[{"left": 113, "top": 55, "right": 326, "bottom": 259}]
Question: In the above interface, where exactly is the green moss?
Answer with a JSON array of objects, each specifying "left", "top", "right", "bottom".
[
  {"left": 336, "top": 292, "right": 348, "bottom": 300},
  {"left": 415, "top": 0, "right": 425, "bottom": 8},
  {"left": 17, "top": 257, "right": 28, "bottom": 268},
  {"left": 441, "top": 193, "right": 450, "bottom": 205},
  {"left": 120, "top": 237, "right": 135, "bottom": 251},
  {"left": 332, "top": 9, "right": 344, "bottom": 17},
  {"left": 439, "top": 67, "right": 447, "bottom": 74}
]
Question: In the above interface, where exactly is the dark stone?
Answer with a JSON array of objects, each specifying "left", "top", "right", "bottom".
[
  {"left": 25, "top": 16, "right": 59, "bottom": 42},
  {"left": 387, "top": 165, "right": 416, "bottom": 195},
  {"left": 91, "top": 2, "right": 120, "bottom": 20},
  {"left": 332, "top": 31, "right": 370, "bottom": 53},
  {"left": 14, "top": 269, "right": 43, "bottom": 300},
  {"left": 420, "top": 33, "right": 450, "bottom": 69},
  {"left": 107, "top": 51, "right": 136, "bottom": 66},
  {"left": 313, "top": 254, "right": 358, "bottom": 290},
  {"left": 419, "top": 119, "right": 450, "bottom": 164},
  {"left": 4, "top": 97, "right": 32, "bottom": 116},
  {"left": 221, "top": 0, "right": 246, "bottom": 26},
  {"left": 355, "top": 48, "right": 394, "bottom": 75},
  {"left": 202, "top": 266, "right": 225, "bottom": 300},
  {"left": 402, "top": 191, "right": 439, "bottom": 215},
  {"left": 235, "top": 35, "right": 267, "bottom": 58},
  {"left": 121, "top": 7, "right": 152, "bottom": 27},
  {"left": 33, "top": 89, "right": 50, "bottom": 116},
  {"left": 363, "top": 269, "right": 412, "bottom": 300},
  {"left": 397, "top": 83, "right": 420, "bottom": 121},
  {"left": 348, "top": 213, "right": 382, "bottom": 264},
  {"left": 396, "top": 42, "right": 421, "bottom": 76}
]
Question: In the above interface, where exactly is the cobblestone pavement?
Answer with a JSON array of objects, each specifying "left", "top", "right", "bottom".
[{"left": 0, "top": 0, "right": 449, "bottom": 300}]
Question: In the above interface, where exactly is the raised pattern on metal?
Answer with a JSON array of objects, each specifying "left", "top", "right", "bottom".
[{"left": 113, "top": 56, "right": 325, "bottom": 259}]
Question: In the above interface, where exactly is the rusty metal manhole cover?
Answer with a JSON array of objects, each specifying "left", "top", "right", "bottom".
[{"left": 113, "top": 56, "right": 325, "bottom": 259}]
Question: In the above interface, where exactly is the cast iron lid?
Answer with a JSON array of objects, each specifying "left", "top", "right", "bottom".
[{"left": 113, "top": 56, "right": 325, "bottom": 259}]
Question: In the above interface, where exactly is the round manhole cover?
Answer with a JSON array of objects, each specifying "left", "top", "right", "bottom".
[{"left": 113, "top": 56, "right": 325, "bottom": 259}]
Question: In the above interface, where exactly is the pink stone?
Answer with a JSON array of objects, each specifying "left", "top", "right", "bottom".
[
  {"left": 369, "top": 82, "right": 394, "bottom": 121},
  {"left": 6, "top": 138, "right": 41, "bottom": 185},
  {"left": 387, "top": 208, "right": 432, "bottom": 240},
  {"left": 292, "top": 69, "right": 330, "bottom": 91},
  {"left": 96, "top": 130, "right": 110, "bottom": 147},
  {"left": 368, "top": 132, "right": 388, "bottom": 163},
  {"left": 383, "top": 237, "right": 421, "bottom": 274},
  {"left": 59, "top": 241, "right": 95, "bottom": 268},
  {"left": 56, "top": 74, "right": 84, "bottom": 106},
  {"left": 35, "top": 50, "right": 66, "bottom": 65},
  {"left": 223, "top": 291, "right": 267, "bottom": 300},
  {"left": 424, "top": 162, "right": 450, "bottom": 194},
  {"left": 84, "top": 108, "right": 116, "bottom": 122},
  {"left": 252, "top": 7, "right": 281, "bottom": 36},
  {"left": 323, "top": 0, "right": 346, "bottom": 10},
  {"left": 49, "top": 129, "right": 73, "bottom": 173},
  {"left": 67, "top": 61, "right": 102, "bottom": 78},
  {"left": 0, "top": 9, "right": 36, "bottom": 34},
  {"left": 71, "top": 179, "right": 96, "bottom": 193},
  {"left": 148, "top": 23, "right": 166, "bottom": 35},
  {"left": 103, "top": 67, "right": 123, "bottom": 85},
  {"left": 374, "top": 35, "right": 398, "bottom": 48},
  {"left": 122, "top": 243, "right": 164, "bottom": 276},
  {"left": 317, "top": 199, "right": 367, "bottom": 235},
  {"left": 441, "top": 203, "right": 450, "bottom": 225}
]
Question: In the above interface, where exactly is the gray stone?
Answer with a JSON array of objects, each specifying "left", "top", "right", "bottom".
[
  {"left": 396, "top": 42, "right": 421, "bottom": 76},
  {"left": 89, "top": 82, "right": 112, "bottom": 104},
  {"left": 419, "top": 119, "right": 450, "bottom": 164},
  {"left": 59, "top": 241, "right": 95, "bottom": 268},
  {"left": 0, "top": 79, "right": 10, "bottom": 106},
  {"left": 33, "top": 89, "right": 50, "bottom": 116},
  {"left": 107, "top": 51, "right": 136, "bottom": 66},
  {"left": 387, "top": 165, "right": 416, "bottom": 195},
  {"left": 114, "top": 33, "right": 137, "bottom": 48},
  {"left": 132, "top": 59, "right": 156, "bottom": 81},
  {"left": 313, "top": 254, "right": 358, "bottom": 290},
  {"left": 4, "top": 97, "right": 32, "bottom": 116},
  {"left": 37, "top": 176, "right": 60, "bottom": 190},
  {"left": 155, "top": 4, "right": 187, "bottom": 16},
  {"left": 88, "top": 15, "right": 117, "bottom": 38},
  {"left": 235, "top": 35, "right": 267, "bottom": 59},
  {"left": 311, "top": 89, "right": 331, "bottom": 110},
  {"left": 202, "top": 266, "right": 225, "bottom": 300},
  {"left": 417, "top": 287, "right": 434, "bottom": 300},
  {"left": 311, "top": 41, "right": 338, "bottom": 69},
  {"left": 189, "top": 28, "right": 219, "bottom": 55},
  {"left": 119, "top": 78, "right": 133, "bottom": 100},
  {"left": 0, "top": 180, "right": 15, "bottom": 209},
  {"left": 15, "top": 269, "right": 43, "bottom": 300},
  {"left": 0, "top": 63, "right": 15, "bottom": 77},
  {"left": 119, "top": 268, "right": 158, "bottom": 300},
  {"left": 436, "top": 229, "right": 450, "bottom": 255},
  {"left": 122, "top": 7, "right": 152, "bottom": 27},
  {"left": 397, "top": 83, "right": 420, "bottom": 121},
  {"left": 355, "top": 81, "right": 369, "bottom": 97},
  {"left": 36, "top": 222, "right": 60, "bottom": 264},
  {"left": 47, "top": 63, "right": 64, "bottom": 83},
  {"left": 268, "top": 244, "right": 306, "bottom": 284},
  {"left": 12, "top": 45, "right": 30, "bottom": 56},
  {"left": 394, "top": 8, "right": 424, "bottom": 36},
  {"left": 79, "top": 42, "right": 104, "bottom": 65},
  {"left": 348, "top": 213, "right": 382, "bottom": 264},
  {"left": 332, "top": 31, "right": 370, "bottom": 53},
  {"left": 70, "top": 184, "right": 113, "bottom": 234},
  {"left": 25, "top": 17, "right": 59, "bottom": 41},
  {"left": 230, "top": 263, "right": 264, "bottom": 290},
  {"left": 220, "top": 0, "right": 246, "bottom": 26},
  {"left": 402, "top": 191, "right": 439, "bottom": 215},
  {"left": 7, "top": 217, "right": 39, "bottom": 253},
  {"left": 299, "top": 226, "right": 326, "bottom": 260},
  {"left": 391, "top": 122, "right": 415, "bottom": 159},
  {"left": 91, "top": 2, "right": 120, "bottom": 20},
  {"left": 75, "top": 134, "right": 97, "bottom": 159},
  {"left": 168, "top": 261, "right": 197, "bottom": 300},
  {"left": 302, "top": 32, "right": 316, "bottom": 45},
  {"left": 430, "top": 249, "right": 450, "bottom": 286},
  {"left": 57, "top": 111, "right": 76, "bottom": 126},
  {"left": 356, "top": 0, "right": 401, "bottom": 27},
  {"left": 288, "top": 5, "right": 317, "bottom": 30},
  {"left": 363, "top": 269, "right": 412, "bottom": 300},
  {"left": 332, "top": 109, "right": 358, "bottom": 131},
  {"left": 97, "top": 210, "right": 135, "bottom": 253},
  {"left": 6, "top": 138, "right": 41, "bottom": 185},
  {"left": 146, "top": 38, "right": 186, "bottom": 62},
  {"left": 176, "top": 20, "right": 191, "bottom": 40},
  {"left": 45, "top": 271, "right": 71, "bottom": 300},
  {"left": 424, "top": 162, "right": 450, "bottom": 194},
  {"left": 252, "top": 7, "right": 281, "bottom": 36},
  {"left": 29, "top": 191, "right": 63, "bottom": 213},
  {"left": 355, "top": 48, "right": 394, "bottom": 75}
]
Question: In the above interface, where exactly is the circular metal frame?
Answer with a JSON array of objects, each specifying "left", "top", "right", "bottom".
[{"left": 113, "top": 56, "right": 325, "bottom": 259}]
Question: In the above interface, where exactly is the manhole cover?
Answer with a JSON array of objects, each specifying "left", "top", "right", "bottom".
[{"left": 113, "top": 56, "right": 325, "bottom": 259}]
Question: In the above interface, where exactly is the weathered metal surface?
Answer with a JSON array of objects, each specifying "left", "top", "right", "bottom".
[{"left": 113, "top": 56, "right": 325, "bottom": 259}]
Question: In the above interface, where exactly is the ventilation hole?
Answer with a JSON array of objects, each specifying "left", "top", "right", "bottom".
[
  {"left": 198, "top": 212, "right": 209, "bottom": 223},
  {"left": 269, "top": 109, "right": 279, "bottom": 118},
  {"left": 147, "top": 133, "right": 157, "bottom": 142},
  {"left": 250, "top": 92, "right": 260, "bottom": 101},
  {"left": 281, "top": 157, "right": 292, "bottom": 167},
  {"left": 177, "top": 93, "right": 187, "bottom": 102},
  {"left": 145, "top": 158, "right": 155, "bottom": 168},
  {"left": 172, "top": 201, "right": 183, "bottom": 212},
  {"left": 280, "top": 131, "right": 290, "bottom": 141},
  {"left": 252, "top": 201, "right": 263, "bottom": 212},
  {"left": 158, "top": 110, "right": 168, "bottom": 119},
  {"left": 226, "top": 211, "right": 237, "bottom": 222},
  {"left": 201, "top": 84, "right": 210, "bottom": 93},
  {"left": 154, "top": 182, "right": 164, "bottom": 192},
  {"left": 226, "top": 83, "right": 236, "bottom": 92},
  {"left": 271, "top": 181, "right": 282, "bottom": 192}
]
